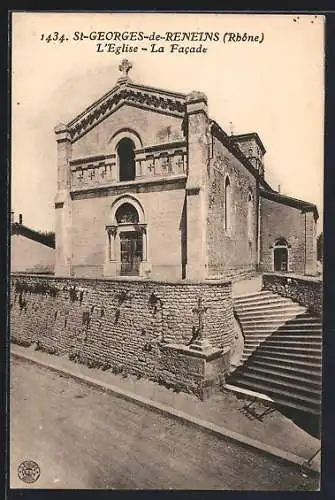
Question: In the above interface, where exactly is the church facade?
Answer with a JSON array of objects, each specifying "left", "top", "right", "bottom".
[{"left": 54, "top": 60, "right": 318, "bottom": 281}]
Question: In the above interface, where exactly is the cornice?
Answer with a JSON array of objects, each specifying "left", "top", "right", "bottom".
[
  {"left": 136, "top": 140, "right": 187, "bottom": 155},
  {"left": 231, "top": 132, "right": 267, "bottom": 155},
  {"left": 70, "top": 174, "right": 187, "bottom": 198},
  {"left": 69, "top": 141, "right": 187, "bottom": 168}
]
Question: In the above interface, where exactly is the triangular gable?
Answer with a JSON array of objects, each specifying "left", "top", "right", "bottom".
[{"left": 66, "top": 81, "right": 187, "bottom": 143}]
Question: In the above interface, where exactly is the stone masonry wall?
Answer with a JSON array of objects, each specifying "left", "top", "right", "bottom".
[
  {"left": 10, "top": 275, "right": 234, "bottom": 396},
  {"left": 70, "top": 184, "right": 186, "bottom": 280},
  {"left": 260, "top": 197, "right": 308, "bottom": 275},
  {"left": 262, "top": 273, "right": 322, "bottom": 316},
  {"left": 207, "top": 136, "right": 257, "bottom": 277},
  {"left": 71, "top": 105, "right": 184, "bottom": 158}
]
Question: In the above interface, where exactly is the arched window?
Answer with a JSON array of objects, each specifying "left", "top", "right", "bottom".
[
  {"left": 224, "top": 176, "right": 232, "bottom": 233},
  {"left": 274, "top": 238, "right": 289, "bottom": 272},
  {"left": 115, "top": 203, "right": 139, "bottom": 224},
  {"left": 247, "top": 191, "right": 253, "bottom": 242},
  {"left": 117, "top": 138, "right": 135, "bottom": 182}
]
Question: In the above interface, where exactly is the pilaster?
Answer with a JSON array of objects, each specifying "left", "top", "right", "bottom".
[
  {"left": 304, "top": 211, "right": 318, "bottom": 276},
  {"left": 185, "top": 91, "right": 210, "bottom": 280},
  {"left": 54, "top": 123, "right": 72, "bottom": 277},
  {"left": 55, "top": 123, "right": 72, "bottom": 190}
]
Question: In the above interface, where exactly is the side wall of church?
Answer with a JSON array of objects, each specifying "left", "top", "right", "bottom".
[
  {"left": 70, "top": 185, "right": 186, "bottom": 280},
  {"left": 260, "top": 197, "right": 316, "bottom": 275},
  {"left": 207, "top": 136, "right": 258, "bottom": 277},
  {"left": 71, "top": 105, "right": 185, "bottom": 158}
]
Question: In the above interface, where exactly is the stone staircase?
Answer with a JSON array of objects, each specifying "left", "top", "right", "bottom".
[{"left": 228, "top": 290, "right": 322, "bottom": 415}]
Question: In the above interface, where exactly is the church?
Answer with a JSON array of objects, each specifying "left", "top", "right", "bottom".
[{"left": 54, "top": 59, "right": 318, "bottom": 281}]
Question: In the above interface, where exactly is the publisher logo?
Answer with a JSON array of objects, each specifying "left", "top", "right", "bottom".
[{"left": 17, "top": 460, "right": 40, "bottom": 484}]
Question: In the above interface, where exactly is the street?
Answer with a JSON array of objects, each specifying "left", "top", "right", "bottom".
[{"left": 10, "top": 357, "right": 318, "bottom": 490}]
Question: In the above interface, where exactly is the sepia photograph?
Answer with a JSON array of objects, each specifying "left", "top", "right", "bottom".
[{"left": 9, "top": 11, "right": 323, "bottom": 490}]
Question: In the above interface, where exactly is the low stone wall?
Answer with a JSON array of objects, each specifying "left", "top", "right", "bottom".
[
  {"left": 262, "top": 273, "right": 322, "bottom": 316},
  {"left": 10, "top": 274, "right": 234, "bottom": 398}
]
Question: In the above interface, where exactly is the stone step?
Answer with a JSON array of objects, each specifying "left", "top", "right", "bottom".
[
  {"left": 277, "top": 323, "right": 322, "bottom": 329},
  {"left": 286, "top": 315, "right": 322, "bottom": 322},
  {"left": 243, "top": 347, "right": 322, "bottom": 361},
  {"left": 240, "top": 315, "right": 319, "bottom": 326},
  {"left": 233, "top": 289, "right": 322, "bottom": 415},
  {"left": 243, "top": 365, "right": 322, "bottom": 387},
  {"left": 244, "top": 339, "right": 323, "bottom": 349},
  {"left": 234, "top": 302, "right": 306, "bottom": 314},
  {"left": 242, "top": 324, "right": 322, "bottom": 332},
  {"left": 263, "top": 338, "right": 322, "bottom": 347},
  {"left": 241, "top": 328, "right": 322, "bottom": 337},
  {"left": 275, "top": 320, "right": 321, "bottom": 327},
  {"left": 234, "top": 294, "right": 292, "bottom": 305},
  {"left": 243, "top": 335, "right": 322, "bottom": 344},
  {"left": 233, "top": 291, "right": 276, "bottom": 302},
  {"left": 242, "top": 326, "right": 322, "bottom": 335},
  {"left": 228, "top": 379, "right": 321, "bottom": 414},
  {"left": 242, "top": 348, "right": 322, "bottom": 362},
  {"left": 272, "top": 332, "right": 322, "bottom": 339},
  {"left": 234, "top": 299, "right": 303, "bottom": 313},
  {"left": 233, "top": 371, "right": 321, "bottom": 397},
  {"left": 238, "top": 310, "right": 308, "bottom": 325},
  {"left": 241, "top": 350, "right": 322, "bottom": 363},
  {"left": 256, "top": 343, "right": 322, "bottom": 354},
  {"left": 238, "top": 315, "right": 305, "bottom": 326},
  {"left": 224, "top": 384, "right": 319, "bottom": 414},
  {"left": 236, "top": 309, "right": 306, "bottom": 320},
  {"left": 245, "top": 353, "right": 322, "bottom": 370},
  {"left": 251, "top": 359, "right": 322, "bottom": 378}
]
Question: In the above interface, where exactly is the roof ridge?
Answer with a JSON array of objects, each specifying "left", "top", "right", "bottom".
[{"left": 260, "top": 188, "right": 319, "bottom": 218}]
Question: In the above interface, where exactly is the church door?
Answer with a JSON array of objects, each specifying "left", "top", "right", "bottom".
[
  {"left": 274, "top": 247, "right": 288, "bottom": 272},
  {"left": 120, "top": 231, "right": 143, "bottom": 276}
]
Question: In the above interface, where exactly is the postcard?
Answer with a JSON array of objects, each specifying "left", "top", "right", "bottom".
[{"left": 10, "top": 11, "right": 323, "bottom": 491}]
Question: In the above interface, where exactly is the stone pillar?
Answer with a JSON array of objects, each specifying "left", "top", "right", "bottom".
[
  {"left": 103, "top": 226, "right": 119, "bottom": 276},
  {"left": 54, "top": 123, "right": 72, "bottom": 277},
  {"left": 135, "top": 153, "right": 146, "bottom": 178},
  {"left": 185, "top": 91, "right": 209, "bottom": 280},
  {"left": 139, "top": 225, "right": 152, "bottom": 277}
]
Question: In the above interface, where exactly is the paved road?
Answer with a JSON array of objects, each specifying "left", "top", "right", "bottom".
[{"left": 10, "top": 357, "right": 318, "bottom": 490}]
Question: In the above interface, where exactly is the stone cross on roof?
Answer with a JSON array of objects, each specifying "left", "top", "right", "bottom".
[{"left": 118, "top": 59, "right": 133, "bottom": 78}]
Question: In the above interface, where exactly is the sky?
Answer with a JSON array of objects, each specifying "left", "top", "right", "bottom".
[{"left": 11, "top": 12, "right": 324, "bottom": 233}]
